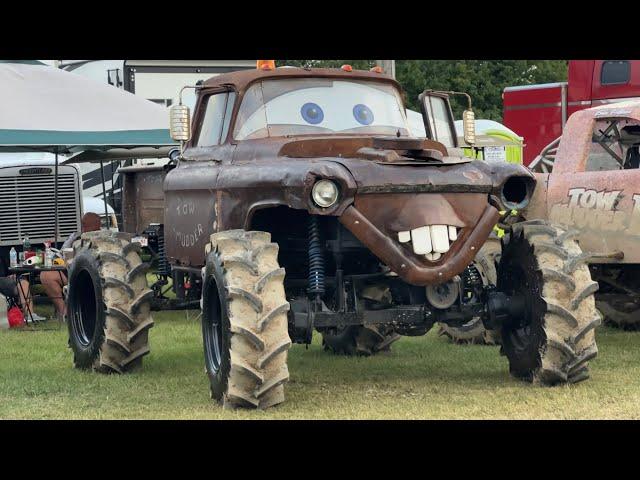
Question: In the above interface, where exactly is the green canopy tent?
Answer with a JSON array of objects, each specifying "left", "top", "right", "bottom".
[{"left": 0, "top": 60, "right": 176, "bottom": 246}]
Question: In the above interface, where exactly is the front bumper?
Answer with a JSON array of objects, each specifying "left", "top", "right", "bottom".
[{"left": 339, "top": 203, "right": 500, "bottom": 286}]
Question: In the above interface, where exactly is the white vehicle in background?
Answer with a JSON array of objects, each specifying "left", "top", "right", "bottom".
[
  {"left": 59, "top": 60, "right": 255, "bottom": 110},
  {"left": 56, "top": 60, "right": 255, "bottom": 219},
  {"left": 0, "top": 153, "right": 82, "bottom": 275},
  {"left": 0, "top": 152, "right": 117, "bottom": 274},
  {"left": 407, "top": 109, "right": 523, "bottom": 164}
]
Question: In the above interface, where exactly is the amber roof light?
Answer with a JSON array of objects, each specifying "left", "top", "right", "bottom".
[{"left": 257, "top": 60, "right": 276, "bottom": 71}]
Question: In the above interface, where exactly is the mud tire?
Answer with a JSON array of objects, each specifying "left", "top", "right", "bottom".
[
  {"left": 322, "top": 325, "right": 401, "bottom": 356},
  {"left": 596, "top": 294, "right": 640, "bottom": 331},
  {"left": 66, "top": 231, "right": 154, "bottom": 373},
  {"left": 438, "top": 237, "right": 502, "bottom": 345},
  {"left": 202, "top": 230, "right": 291, "bottom": 409},
  {"left": 498, "top": 221, "right": 600, "bottom": 385}
]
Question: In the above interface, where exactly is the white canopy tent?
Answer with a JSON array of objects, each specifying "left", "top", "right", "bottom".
[
  {"left": 0, "top": 60, "right": 176, "bottom": 246},
  {"left": 0, "top": 60, "right": 174, "bottom": 152}
]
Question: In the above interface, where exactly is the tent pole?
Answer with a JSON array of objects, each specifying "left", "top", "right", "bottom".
[
  {"left": 54, "top": 151, "right": 59, "bottom": 249},
  {"left": 100, "top": 159, "right": 109, "bottom": 230}
]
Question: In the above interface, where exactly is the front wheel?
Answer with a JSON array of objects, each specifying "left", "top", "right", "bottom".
[
  {"left": 498, "top": 221, "right": 600, "bottom": 385},
  {"left": 202, "top": 230, "right": 291, "bottom": 409}
]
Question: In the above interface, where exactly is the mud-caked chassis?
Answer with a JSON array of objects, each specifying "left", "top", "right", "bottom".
[{"left": 64, "top": 66, "right": 600, "bottom": 409}]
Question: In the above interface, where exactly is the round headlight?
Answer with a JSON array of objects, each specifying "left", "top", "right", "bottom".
[{"left": 311, "top": 180, "right": 339, "bottom": 208}]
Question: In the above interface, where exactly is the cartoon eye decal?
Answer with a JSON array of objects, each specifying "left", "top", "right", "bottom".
[
  {"left": 300, "top": 103, "right": 324, "bottom": 125},
  {"left": 353, "top": 104, "right": 374, "bottom": 125}
]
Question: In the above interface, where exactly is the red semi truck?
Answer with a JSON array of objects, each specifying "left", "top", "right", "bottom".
[{"left": 503, "top": 60, "right": 640, "bottom": 165}]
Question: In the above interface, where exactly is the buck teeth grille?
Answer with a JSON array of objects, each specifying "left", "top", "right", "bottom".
[{"left": 397, "top": 225, "right": 461, "bottom": 262}]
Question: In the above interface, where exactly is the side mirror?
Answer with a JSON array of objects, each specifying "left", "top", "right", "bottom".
[
  {"left": 419, "top": 90, "right": 476, "bottom": 148},
  {"left": 169, "top": 104, "right": 191, "bottom": 142},
  {"left": 418, "top": 90, "right": 457, "bottom": 148}
]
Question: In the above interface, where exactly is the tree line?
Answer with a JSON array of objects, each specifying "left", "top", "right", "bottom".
[{"left": 278, "top": 60, "right": 568, "bottom": 122}]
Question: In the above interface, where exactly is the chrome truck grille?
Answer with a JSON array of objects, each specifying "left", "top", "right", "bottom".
[{"left": 0, "top": 166, "right": 82, "bottom": 246}]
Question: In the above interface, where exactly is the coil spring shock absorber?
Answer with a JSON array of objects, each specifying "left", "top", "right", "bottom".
[
  {"left": 307, "top": 215, "right": 325, "bottom": 296},
  {"left": 156, "top": 224, "right": 170, "bottom": 276},
  {"left": 462, "top": 264, "right": 484, "bottom": 303}
]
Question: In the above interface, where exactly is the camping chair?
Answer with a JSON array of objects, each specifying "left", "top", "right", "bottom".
[{"left": 0, "top": 277, "right": 20, "bottom": 308}]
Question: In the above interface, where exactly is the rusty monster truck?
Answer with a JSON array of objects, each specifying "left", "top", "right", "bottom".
[
  {"left": 65, "top": 63, "right": 600, "bottom": 409},
  {"left": 529, "top": 100, "right": 640, "bottom": 330}
]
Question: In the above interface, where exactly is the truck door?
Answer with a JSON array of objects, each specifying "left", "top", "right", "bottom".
[
  {"left": 164, "top": 89, "right": 237, "bottom": 267},
  {"left": 547, "top": 114, "right": 640, "bottom": 261}
]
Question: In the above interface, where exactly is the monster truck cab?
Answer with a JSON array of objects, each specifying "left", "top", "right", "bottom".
[{"left": 527, "top": 100, "right": 640, "bottom": 328}]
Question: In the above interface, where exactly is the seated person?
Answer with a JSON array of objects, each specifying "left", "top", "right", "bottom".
[{"left": 40, "top": 212, "right": 102, "bottom": 320}]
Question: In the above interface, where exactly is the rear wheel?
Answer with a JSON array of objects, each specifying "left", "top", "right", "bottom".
[
  {"left": 202, "top": 230, "right": 291, "bottom": 409},
  {"left": 66, "top": 231, "right": 154, "bottom": 373},
  {"left": 498, "top": 221, "right": 600, "bottom": 385},
  {"left": 596, "top": 294, "right": 640, "bottom": 330},
  {"left": 322, "top": 325, "right": 400, "bottom": 356},
  {"left": 438, "top": 238, "right": 502, "bottom": 345}
]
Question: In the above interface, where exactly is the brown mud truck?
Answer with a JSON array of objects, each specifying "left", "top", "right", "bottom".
[
  {"left": 528, "top": 100, "right": 640, "bottom": 329},
  {"left": 64, "top": 65, "right": 600, "bottom": 409}
]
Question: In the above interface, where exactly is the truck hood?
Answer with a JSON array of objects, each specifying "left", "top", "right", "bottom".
[
  {"left": 225, "top": 135, "right": 532, "bottom": 208},
  {"left": 325, "top": 156, "right": 497, "bottom": 194},
  {"left": 274, "top": 135, "right": 503, "bottom": 194}
]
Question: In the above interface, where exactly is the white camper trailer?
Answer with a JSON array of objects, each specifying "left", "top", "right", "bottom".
[{"left": 57, "top": 60, "right": 255, "bottom": 214}]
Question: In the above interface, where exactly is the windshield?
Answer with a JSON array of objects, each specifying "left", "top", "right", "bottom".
[
  {"left": 585, "top": 119, "right": 640, "bottom": 171},
  {"left": 233, "top": 78, "right": 410, "bottom": 140}
]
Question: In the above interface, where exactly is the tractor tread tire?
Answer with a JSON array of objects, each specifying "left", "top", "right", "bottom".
[
  {"left": 438, "top": 236, "right": 502, "bottom": 345},
  {"left": 500, "top": 221, "right": 599, "bottom": 386},
  {"left": 204, "top": 229, "right": 291, "bottom": 409},
  {"left": 596, "top": 294, "right": 640, "bottom": 330},
  {"left": 68, "top": 231, "right": 154, "bottom": 374},
  {"left": 322, "top": 325, "right": 401, "bottom": 356}
]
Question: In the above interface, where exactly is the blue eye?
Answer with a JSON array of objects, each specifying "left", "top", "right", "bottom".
[
  {"left": 300, "top": 103, "right": 324, "bottom": 124},
  {"left": 353, "top": 104, "right": 374, "bottom": 125}
]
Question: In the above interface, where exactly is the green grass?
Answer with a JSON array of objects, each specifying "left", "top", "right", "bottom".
[{"left": 1, "top": 307, "right": 640, "bottom": 419}]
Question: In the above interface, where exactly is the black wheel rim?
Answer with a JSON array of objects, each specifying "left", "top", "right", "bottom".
[
  {"left": 203, "top": 276, "right": 224, "bottom": 374},
  {"left": 502, "top": 262, "right": 534, "bottom": 352},
  {"left": 70, "top": 269, "right": 98, "bottom": 347},
  {"left": 498, "top": 236, "right": 546, "bottom": 375}
]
